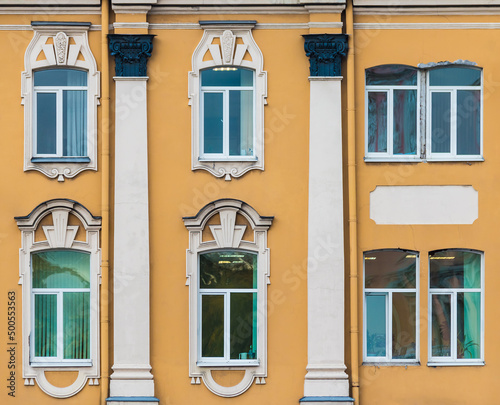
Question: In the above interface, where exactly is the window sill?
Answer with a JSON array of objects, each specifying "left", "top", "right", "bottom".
[
  {"left": 30, "top": 361, "right": 93, "bottom": 368},
  {"left": 31, "top": 157, "right": 91, "bottom": 163},
  {"left": 362, "top": 361, "right": 420, "bottom": 366},
  {"left": 426, "top": 157, "right": 484, "bottom": 162},
  {"left": 197, "top": 360, "right": 260, "bottom": 367},
  {"left": 198, "top": 156, "right": 258, "bottom": 162},
  {"left": 427, "top": 361, "right": 484, "bottom": 367},
  {"left": 364, "top": 157, "right": 422, "bottom": 163}
]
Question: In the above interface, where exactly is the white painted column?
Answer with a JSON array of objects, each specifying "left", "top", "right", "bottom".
[
  {"left": 109, "top": 77, "right": 155, "bottom": 400},
  {"left": 303, "top": 77, "right": 351, "bottom": 404}
]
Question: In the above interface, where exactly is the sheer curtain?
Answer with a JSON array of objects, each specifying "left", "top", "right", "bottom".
[{"left": 64, "top": 90, "right": 87, "bottom": 156}]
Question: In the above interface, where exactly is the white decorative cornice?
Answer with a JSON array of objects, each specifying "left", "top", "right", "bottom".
[{"left": 354, "top": 22, "right": 500, "bottom": 29}]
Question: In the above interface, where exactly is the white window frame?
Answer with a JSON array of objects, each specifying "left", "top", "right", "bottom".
[
  {"left": 33, "top": 73, "right": 88, "bottom": 159},
  {"left": 428, "top": 249, "right": 485, "bottom": 366},
  {"left": 189, "top": 21, "right": 267, "bottom": 180},
  {"left": 183, "top": 199, "right": 273, "bottom": 397},
  {"left": 363, "top": 250, "right": 419, "bottom": 364},
  {"left": 365, "top": 75, "right": 421, "bottom": 162},
  {"left": 199, "top": 71, "right": 256, "bottom": 161},
  {"left": 16, "top": 199, "right": 101, "bottom": 398},
  {"left": 426, "top": 69, "right": 483, "bottom": 161},
  {"left": 22, "top": 23, "right": 100, "bottom": 181},
  {"left": 364, "top": 63, "right": 483, "bottom": 162}
]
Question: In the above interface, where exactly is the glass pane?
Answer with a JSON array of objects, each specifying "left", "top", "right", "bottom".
[
  {"left": 367, "top": 92, "right": 387, "bottom": 153},
  {"left": 230, "top": 292, "right": 257, "bottom": 360},
  {"left": 393, "top": 90, "right": 417, "bottom": 155},
  {"left": 392, "top": 293, "right": 416, "bottom": 359},
  {"left": 365, "top": 250, "right": 416, "bottom": 289},
  {"left": 63, "top": 90, "right": 87, "bottom": 156},
  {"left": 64, "top": 292, "right": 90, "bottom": 359},
  {"left": 36, "top": 92, "right": 57, "bottom": 155},
  {"left": 366, "top": 294, "right": 386, "bottom": 357},
  {"left": 431, "top": 92, "right": 451, "bottom": 153},
  {"left": 200, "top": 251, "right": 257, "bottom": 289},
  {"left": 429, "top": 67, "right": 481, "bottom": 87},
  {"left": 431, "top": 294, "right": 451, "bottom": 357},
  {"left": 202, "top": 68, "right": 253, "bottom": 87},
  {"left": 366, "top": 65, "right": 417, "bottom": 86},
  {"left": 457, "top": 90, "right": 480, "bottom": 155},
  {"left": 201, "top": 295, "right": 224, "bottom": 358},
  {"left": 229, "top": 90, "right": 253, "bottom": 156},
  {"left": 35, "top": 294, "right": 57, "bottom": 357},
  {"left": 203, "top": 92, "right": 223, "bottom": 154},
  {"left": 34, "top": 69, "right": 87, "bottom": 86},
  {"left": 32, "top": 251, "right": 90, "bottom": 289},
  {"left": 430, "top": 250, "right": 481, "bottom": 289},
  {"left": 457, "top": 292, "right": 481, "bottom": 359}
]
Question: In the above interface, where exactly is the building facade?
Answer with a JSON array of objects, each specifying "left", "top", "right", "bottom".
[{"left": 0, "top": 1, "right": 498, "bottom": 404}]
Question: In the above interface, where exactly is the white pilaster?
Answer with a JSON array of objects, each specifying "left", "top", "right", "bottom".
[
  {"left": 110, "top": 77, "right": 155, "bottom": 399},
  {"left": 303, "top": 77, "right": 351, "bottom": 404}
]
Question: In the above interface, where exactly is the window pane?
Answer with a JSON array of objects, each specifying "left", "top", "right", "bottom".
[
  {"left": 200, "top": 251, "right": 257, "bottom": 289},
  {"left": 229, "top": 90, "right": 253, "bottom": 156},
  {"left": 36, "top": 92, "right": 57, "bottom": 155},
  {"left": 366, "top": 294, "right": 386, "bottom": 357},
  {"left": 431, "top": 294, "right": 451, "bottom": 357},
  {"left": 64, "top": 292, "right": 90, "bottom": 359},
  {"left": 230, "top": 292, "right": 257, "bottom": 360},
  {"left": 201, "top": 295, "right": 224, "bottom": 358},
  {"left": 32, "top": 251, "right": 90, "bottom": 289},
  {"left": 393, "top": 90, "right": 417, "bottom": 155},
  {"left": 202, "top": 68, "right": 253, "bottom": 87},
  {"left": 457, "top": 292, "right": 481, "bottom": 359},
  {"left": 367, "top": 92, "right": 387, "bottom": 153},
  {"left": 429, "top": 67, "right": 481, "bottom": 87},
  {"left": 392, "top": 293, "right": 416, "bottom": 359},
  {"left": 366, "top": 65, "right": 417, "bottom": 86},
  {"left": 431, "top": 92, "right": 451, "bottom": 153},
  {"left": 457, "top": 90, "right": 480, "bottom": 155},
  {"left": 63, "top": 90, "right": 87, "bottom": 156},
  {"left": 365, "top": 251, "right": 416, "bottom": 289},
  {"left": 35, "top": 294, "right": 57, "bottom": 357},
  {"left": 430, "top": 250, "right": 481, "bottom": 289},
  {"left": 34, "top": 69, "right": 87, "bottom": 86},
  {"left": 203, "top": 92, "right": 223, "bottom": 154}
]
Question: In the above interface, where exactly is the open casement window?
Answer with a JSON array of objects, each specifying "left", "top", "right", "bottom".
[
  {"left": 363, "top": 250, "right": 418, "bottom": 363},
  {"left": 22, "top": 23, "right": 100, "bottom": 181},
  {"left": 365, "top": 65, "right": 419, "bottom": 160},
  {"left": 189, "top": 21, "right": 267, "bottom": 180},
  {"left": 428, "top": 249, "right": 484, "bottom": 365},
  {"left": 427, "top": 66, "right": 482, "bottom": 160},
  {"left": 183, "top": 199, "right": 273, "bottom": 397},
  {"left": 15, "top": 199, "right": 101, "bottom": 398},
  {"left": 364, "top": 62, "right": 483, "bottom": 162}
]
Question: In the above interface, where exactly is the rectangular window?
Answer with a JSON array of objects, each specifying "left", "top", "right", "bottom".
[
  {"left": 364, "top": 250, "right": 418, "bottom": 363},
  {"left": 31, "top": 250, "right": 91, "bottom": 364},
  {"left": 365, "top": 64, "right": 482, "bottom": 162},
  {"left": 429, "top": 249, "right": 483, "bottom": 364},
  {"left": 33, "top": 69, "right": 88, "bottom": 159},
  {"left": 200, "top": 68, "right": 255, "bottom": 160},
  {"left": 199, "top": 250, "right": 258, "bottom": 364}
]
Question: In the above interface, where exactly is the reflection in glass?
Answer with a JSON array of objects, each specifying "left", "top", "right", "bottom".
[
  {"left": 203, "top": 92, "right": 224, "bottom": 154},
  {"left": 367, "top": 92, "right": 388, "bottom": 153},
  {"left": 393, "top": 89, "right": 417, "bottom": 155},
  {"left": 432, "top": 294, "right": 451, "bottom": 357},
  {"left": 202, "top": 295, "right": 224, "bottom": 358},
  {"left": 366, "top": 65, "right": 418, "bottom": 86},
  {"left": 37, "top": 93, "right": 57, "bottom": 155},
  {"left": 392, "top": 293, "right": 416, "bottom": 359},
  {"left": 457, "top": 90, "right": 480, "bottom": 155},
  {"left": 200, "top": 251, "right": 257, "bottom": 289},
  {"left": 229, "top": 90, "right": 253, "bottom": 156},
  {"left": 32, "top": 251, "right": 90, "bottom": 288},
  {"left": 457, "top": 292, "right": 480, "bottom": 359},
  {"left": 429, "top": 67, "right": 481, "bottom": 87},
  {"left": 366, "top": 294, "right": 386, "bottom": 357},
  {"left": 365, "top": 250, "right": 416, "bottom": 289},
  {"left": 430, "top": 250, "right": 481, "bottom": 289},
  {"left": 230, "top": 292, "right": 257, "bottom": 359},
  {"left": 431, "top": 92, "right": 451, "bottom": 153}
]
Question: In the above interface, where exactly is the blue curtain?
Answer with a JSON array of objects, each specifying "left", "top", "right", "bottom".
[{"left": 393, "top": 90, "right": 417, "bottom": 155}]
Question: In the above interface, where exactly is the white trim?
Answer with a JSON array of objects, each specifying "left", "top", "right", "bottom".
[
  {"left": 355, "top": 22, "right": 500, "bottom": 30},
  {"left": 112, "top": 22, "right": 150, "bottom": 30},
  {"left": 16, "top": 200, "right": 101, "bottom": 398},
  {"left": 183, "top": 199, "right": 273, "bottom": 397},
  {"left": 149, "top": 22, "right": 342, "bottom": 30},
  {"left": 189, "top": 25, "right": 267, "bottom": 179},
  {"left": 354, "top": 0, "right": 500, "bottom": 5},
  {"left": 355, "top": 6, "right": 500, "bottom": 15},
  {"left": 22, "top": 24, "right": 100, "bottom": 181}
]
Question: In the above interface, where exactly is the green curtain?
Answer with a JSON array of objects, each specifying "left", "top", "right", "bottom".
[
  {"left": 35, "top": 294, "right": 57, "bottom": 357},
  {"left": 63, "top": 292, "right": 90, "bottom": 359}
]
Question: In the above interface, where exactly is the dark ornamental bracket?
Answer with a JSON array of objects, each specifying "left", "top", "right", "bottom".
[
  {"left": 303, "top": 34, "right": 348, "bottom": 77},
  {"left": 108, "top": 34, "right": 155, "bottom": 77}
]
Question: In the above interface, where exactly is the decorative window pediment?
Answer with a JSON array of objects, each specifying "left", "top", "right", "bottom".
[
  {"left": 15, "top": 199, "right": 101, "bottom": 398},
  {"left": 189, "top": 21, "right": 267, "bottom": 180},
  {"left": 183, "top": 199, "right": 273, "bottom": 397},
  {"left": 22, "top": 22, "right": 100, "bottom": 181}
]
